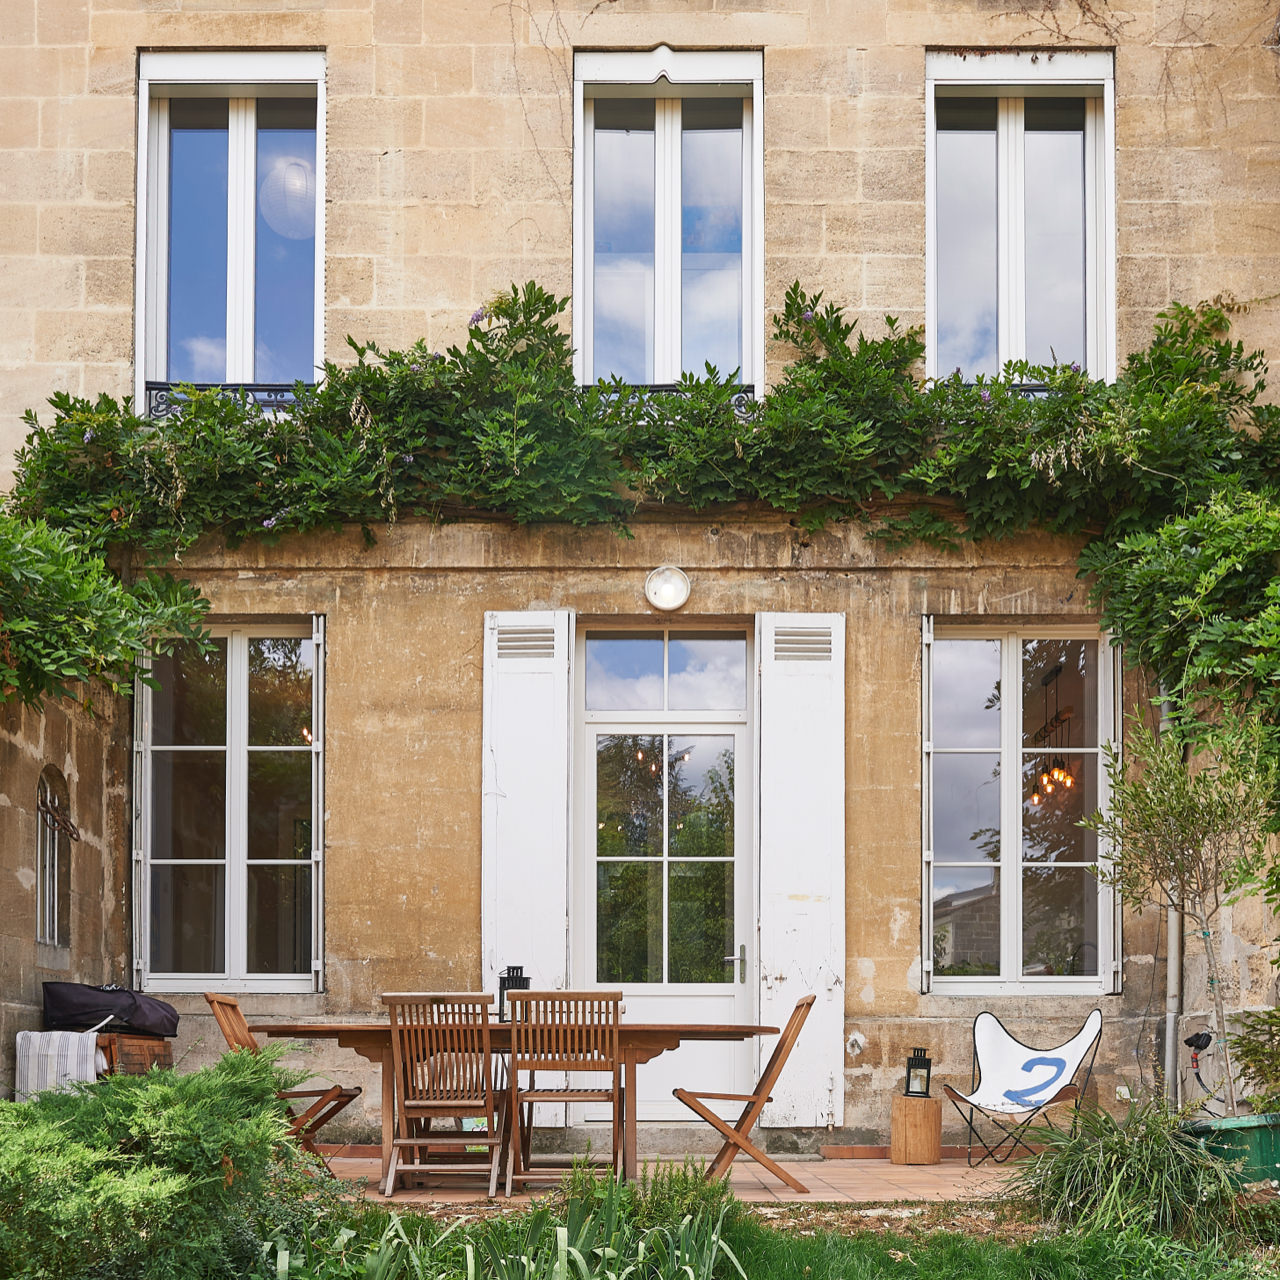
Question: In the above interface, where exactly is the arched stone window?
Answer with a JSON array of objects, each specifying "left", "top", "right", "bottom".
[{"left": 36, "top": 766, "right": 77, "bottom": 948}]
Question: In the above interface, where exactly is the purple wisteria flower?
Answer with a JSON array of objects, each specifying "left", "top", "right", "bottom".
[
  {"left": 801, "top": 309, "right": 814, "bottom": 321},
  {"left": 263, "top": 517, "right": 277, "bottom": 529},
  {"left": 84, "top": 428, "right": 94, "bottom": 442},
  {"left": 409, "top": 362, "right": 421, "bottom": 372},
  {"left": 470, "top": 307, "right": 487, "bottom": 325},
  {"left": 401, "top": 454, "right": 414, "bottom": 464},
  {"left": 1070, "top": 362, "right": 1081, "bottom": 373},
  {"left": 980, "top": 390, "right": 992, "bottom": 405}
]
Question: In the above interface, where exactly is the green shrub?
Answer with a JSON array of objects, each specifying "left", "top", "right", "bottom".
[
  {"left": 633, "top": 1158, "right": 740, "bottom": 1231},
  {"left": 0, "top": 1047, "right": 304, "bottom": 1280},
  {"left": 1230, "top": 1007, "right": 1280, "bottom": 1113},
  {"left": 1003, "top": 1096, "right": 1242, "bottom": 1241}
]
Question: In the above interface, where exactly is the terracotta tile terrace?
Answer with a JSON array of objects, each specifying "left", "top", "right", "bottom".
[{"left": 324, "top": 1154, "right": 1003, "bottom": 1206}]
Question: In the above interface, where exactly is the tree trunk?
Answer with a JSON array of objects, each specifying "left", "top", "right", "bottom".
[{"left": 1193, "top": 907, "right": 1239, "bottom": 1116}]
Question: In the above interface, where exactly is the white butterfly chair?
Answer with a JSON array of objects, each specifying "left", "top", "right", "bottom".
[{"left": 942, "top": 1008, "right": 1102, "bottom": 1166}]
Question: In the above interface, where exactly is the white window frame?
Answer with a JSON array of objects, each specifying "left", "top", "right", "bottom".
[
  {"left": 573, "top": 47, "right": 764, "bottom": 388},
  {"left": 921, "top": 620, "right": 1122, "bottom": 997},
  {"left": 571, "top": 624, "right": 755, "bottom": 996},
  {"left": 134, "top": 50, "right": 326, "bottom": 402},
  {"left": 924, "top": 50, "right": 1116, "bottom": 381},
  {"left": 134, "top": 618, "right": 325, "bottom": 994}
]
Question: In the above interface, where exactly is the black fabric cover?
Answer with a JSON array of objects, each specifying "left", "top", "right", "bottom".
[{"left": 42, "top": 982, "right": 179, "bottom": 1038}]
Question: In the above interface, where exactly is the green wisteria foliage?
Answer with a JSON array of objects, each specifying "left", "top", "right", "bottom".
[{"left": 8, "top": 282, "right": 1280, "bottom": 741}]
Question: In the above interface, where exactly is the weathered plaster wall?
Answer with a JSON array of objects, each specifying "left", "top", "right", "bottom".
[
  {"left": 0, "top": 692, "right": 131, "bottom": 1097},
  {"left": 156, "top": 513, "right": 1169, "bottom": 1144},
  {"left": 2, "top": 1, "right": 1280, "bottom": 485}
]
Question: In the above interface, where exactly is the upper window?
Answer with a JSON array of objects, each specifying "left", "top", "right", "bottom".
[
  {"left": 136, "top": 622, "right": 324, "bottom": 992},
  {"left": 922, "top": 625, "right": 1119, "bottom": 995},
  {"left": 137, "top": 53, "right": 325, "bottom": 413},
  {"left": 574, "top": 48, "right": 763, "bottom": 388},
  {"left": 36, "top": 765, "right": 74, "bottom": 948},
  {"left": 925, "top": 51, "right": 1115, "bottom": 381}
]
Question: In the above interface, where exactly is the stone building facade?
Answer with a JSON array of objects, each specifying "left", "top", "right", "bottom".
[{"left": 2, "top": 0, "right": 1279, "bottom": 1145}]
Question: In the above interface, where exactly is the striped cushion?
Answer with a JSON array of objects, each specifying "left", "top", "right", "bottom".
[{"left": 15, "top": 1030, "right": 105, "bottom": 1102}]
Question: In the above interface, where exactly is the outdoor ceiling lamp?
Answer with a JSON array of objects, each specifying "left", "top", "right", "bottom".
[{"left": 644, "top": 565, "right": 691, "bottom": 612}]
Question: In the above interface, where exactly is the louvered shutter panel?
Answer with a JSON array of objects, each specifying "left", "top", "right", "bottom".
[
  {"left": 756, "top": 612, "right": 846, "bottom": 1127},
  {"left": 481, "top": 611, "right": 574, "bottom": 997}
]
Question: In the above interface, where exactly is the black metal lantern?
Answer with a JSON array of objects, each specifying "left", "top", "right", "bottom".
[
  {"left": 497, "top": 964, "right": 530, "bottom": 1021},
  {"left": 905, "top": 1047, "right": 932, "bottom": 1097}
]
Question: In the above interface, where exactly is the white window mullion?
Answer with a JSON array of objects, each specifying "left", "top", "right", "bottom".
[
  {"left": 655, "top": 99, "right": 681, "bottom": 383},
  {"left": 226, "top": 633, "right": 249, "bottom": 980},
  {"left": 1002, "top": 632, "right": 1021, "bottom": 981},
  {"left": 998, "top": 101, "right": 1025, "bottom": 369},
  {"left": 132, "top": 661, "right": 153, "bottom": 987},
  {"left": 143, "top": 97, "right": 169, "bottom": 384},
  {"left": 920, "top": 615, "right": 934, "bottom": 994},
  {"left": 578, "top": 96, "right": 595, "bottom": 385},
  {"left": 311, "top": 614, "right": 326, "bottom": 990},
  {"left": 225, "top": 98, "right": 256, "bottom": 383}
]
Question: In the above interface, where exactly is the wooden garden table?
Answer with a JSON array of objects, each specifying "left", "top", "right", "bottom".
[{"left": 252, "top": 1018, "right": 778, "bottom": 1185}]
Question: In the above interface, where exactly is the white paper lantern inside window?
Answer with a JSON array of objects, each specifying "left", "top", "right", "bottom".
[{"left": 259, "top": 156, "right": 316, "bottom": 240}]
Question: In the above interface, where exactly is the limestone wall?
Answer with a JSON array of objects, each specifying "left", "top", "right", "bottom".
[
  {"left": 0, "top": 691, "right": 131, "bottom": 1096},
  {"left": 3, "top": 0, "right": 1279, "bottom": 486},
  {"left": 155, "top": 513, "right": 1168, "bottom": 1145}
]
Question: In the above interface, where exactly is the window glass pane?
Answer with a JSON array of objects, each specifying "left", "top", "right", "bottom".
[
  {"left": 168, "top": 98, "right": 228, "bottom": 382},
  {"left": 1022, "top": 864, "right": 1098, "bottom": 976},
  {"left": 247, "top": 864, "right": 311, "bottom": 973},
  {"left": 681, "top": 98, "right": 743, "bottom": 380},
  {"left": 597, "top": 861, "right": 662, "bottom": 982},
  {"left": 1022, "top": 754, "right": 1098, "bottom": 862},
  {"left": 668, "top": 634, "right": 746, "bottom": 710},
  {"left": 935, "top": 97, "right": 998, "bottom": 378},
  {"left": 669, "top": 735, "right": 734, "bottom": 858},
  {"left": 585, "top": 634, "right": 663, "bottom": 710},
  {"left": 1024, "top": 99, "right": 1085, "bottom": 368},
  {"left": 247, "top": 752, "right": 312, "bottom": 860},
  {"left": 932, "top": 638, "right": 1001, "bottom": 746},
  {"left": 255, "top": 98, "right": 317, "bottom": 382},
  {"left": 669, "top": 862, "right": 733, "bottom": 983},
  {"left": 593, "top": 98, "right": 655, "bottom": 383},
  {"left": 931, "top": 753, "right": 1000, "bottom": 862},
  {"left": 1022, "top": 639, "right": 1098, "bottom": 748},
  {"left": 932, "top": 866, "right": 1000, "bottom": 976},
  {"left": 152, "top": 640, "right": 227, "bottom": 747},
  {"left": 151, "top": 751, "right": 226, "bottom": 860},
  {"left": 596, "top": 733, "right": 663, "bottom": 858},
  {"left": 248, "top": 637, "right": 314, "bottom": 745},
  {"left": 150, "top": 864, "right": 225, "bottom": 973}
]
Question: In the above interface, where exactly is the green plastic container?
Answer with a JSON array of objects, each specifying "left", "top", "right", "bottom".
[{"left": 1189, "top": 1113, "right": 1280, "bottom": 1183}]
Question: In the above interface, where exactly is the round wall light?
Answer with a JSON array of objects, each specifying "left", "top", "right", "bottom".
[{"left": 644, "top": 565, "right": 691, "bottom": 612}]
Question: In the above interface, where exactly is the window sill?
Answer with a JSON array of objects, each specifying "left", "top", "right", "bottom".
[
  {"left": 929, "top": 977, "right": 1113, "bottom": 997},
  {"left": 144, "top": 975, "right": 318, "bottom": 995}
]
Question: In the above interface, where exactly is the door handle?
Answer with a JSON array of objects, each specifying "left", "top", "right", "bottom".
[{"left": 723, "top": 944, "right": 746, "bottom": 984}]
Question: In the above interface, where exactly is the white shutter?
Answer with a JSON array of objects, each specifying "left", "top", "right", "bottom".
[
  {"left": 481, "top": 610, "right": 574, "bottom": 997},
  {"left": 755, "top": 612, "right": 846, "bottom": 1127}
]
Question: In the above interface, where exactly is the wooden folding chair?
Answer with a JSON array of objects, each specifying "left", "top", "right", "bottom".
[
  {"left": 673, "top": 994, "right": 815, "bottom": 1194},
  {"left": 203, "top": 992, "right": 360, "bottom": 1158},
  {"left": 381, "top": 993, "right": 506, "bottom": 1197},
  {"left": 506, "top": 990, "right": 622, "bottom": 1195}
]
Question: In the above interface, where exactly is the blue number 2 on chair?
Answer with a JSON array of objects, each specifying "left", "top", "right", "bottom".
[{"left": 1002, "top": 1056, "right": 1066, "bottom": 1107}]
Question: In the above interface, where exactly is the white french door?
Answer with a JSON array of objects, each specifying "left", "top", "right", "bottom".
[{"left": 574, "top": 630, "right": 755, "bottom": 1121}]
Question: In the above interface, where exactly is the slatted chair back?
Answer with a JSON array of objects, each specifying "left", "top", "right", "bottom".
[
  {"left": 382, "top": 993, "right": 496, "bottom": 1117},
  {"left": 507, "top": 991, "right": 622, "bottom": 1076},
  {"left": 204, "top": 991, "right": 261, "bottom": 1053}
]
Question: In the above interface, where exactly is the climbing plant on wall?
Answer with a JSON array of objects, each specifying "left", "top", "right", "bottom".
[{"left": 6, "top": 280, "right": 1280, "bottom": 745}]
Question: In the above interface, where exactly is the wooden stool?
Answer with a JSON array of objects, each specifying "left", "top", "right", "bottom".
[{"left": 890, "top": 1093, "right": 942, "bottom": 1165}]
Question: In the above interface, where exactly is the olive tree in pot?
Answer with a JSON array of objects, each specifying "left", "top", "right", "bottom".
[{"left": 1085, "top": 713, "right": 1276, "bottom": 1116}]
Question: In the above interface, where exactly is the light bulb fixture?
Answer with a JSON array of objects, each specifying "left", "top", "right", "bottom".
[
  {"left": 1030, "top": 790, "right": 1042, "bottom": 806},
  {"left": 644, "top": 565, "right": 691, "bottom": 612}
]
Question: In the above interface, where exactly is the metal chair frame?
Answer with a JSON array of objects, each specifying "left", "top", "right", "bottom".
[{"left": 943, "top": 1008, "right": 1103, "bottom": 1166}]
